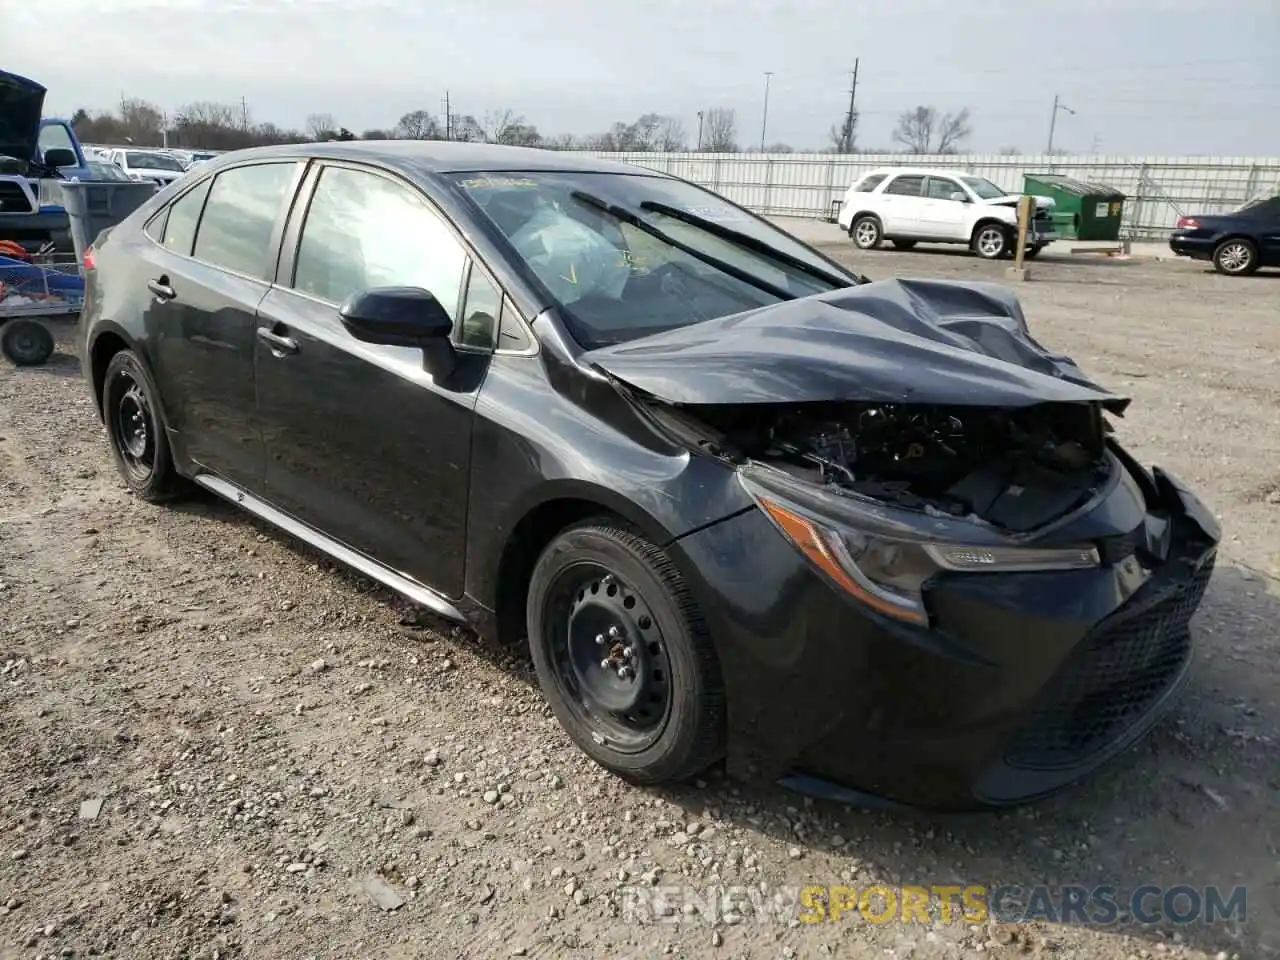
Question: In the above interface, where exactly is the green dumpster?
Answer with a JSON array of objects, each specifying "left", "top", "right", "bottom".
[{"left": 1023, "top": 174, "right": 1126, "bottom": 242}]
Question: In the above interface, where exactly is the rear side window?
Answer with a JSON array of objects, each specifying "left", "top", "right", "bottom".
[
  {"left": 884, "top": 175, "right": 925, "bottom": 197},
  {"left": 192, "top": 163, "right": 299, "bottom": 279},
  {"left": 158, "top": 180, "right": 210, "bottom": 255},
  {"left": 853, "top": 173, "right": 887, "bottom": 193}
]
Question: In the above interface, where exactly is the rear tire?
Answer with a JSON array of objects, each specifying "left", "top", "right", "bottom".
[
  {"left": 1212, "top": 238, "right": 1258, "bottom": 276},
  {"left": 890, "top": 240, "right": 917, "bottom": 251},
  {"left": 526, "top": 520, "right": 725, "bottom": 785},
  {"left": 0, "top": 320, "right": 55, "bottom": 366},
  {"left": 102, "top": 349, "right": 188, "bottom": 502},
  {"left": 972, "top": 223, "right": 1010, "bottom": 260},
  {"left": 850, "top": 215, "right": 883, "bottom": 250}
]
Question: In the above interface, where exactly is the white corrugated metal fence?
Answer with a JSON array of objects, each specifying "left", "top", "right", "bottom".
[{"left": 573, "top": 152, "right": 1280, "bottom": 239}]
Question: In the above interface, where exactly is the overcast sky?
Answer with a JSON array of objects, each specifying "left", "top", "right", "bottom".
[{"left": 8, "top": 0, "right": 1278, "bottom": 155}]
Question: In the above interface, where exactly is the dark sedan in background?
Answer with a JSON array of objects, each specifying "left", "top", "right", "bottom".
[
  {"left": 79, "top": 142, "right": 1219, "bottom": 810},
  {"left": 1169, "top": 194, "right": 1280, "bottom": 275}
]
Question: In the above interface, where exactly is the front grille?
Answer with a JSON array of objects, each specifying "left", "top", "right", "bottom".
[
  {"left": 0, "top": 180, "right": 35, "bottom": 214},
  {"left": 1005, "top": 553, "right": 1215, "bottom": 770}
]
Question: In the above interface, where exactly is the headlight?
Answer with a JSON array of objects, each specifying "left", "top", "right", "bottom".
[{"left": 743, "top": 473, "right": 1100, "bottom": 628}]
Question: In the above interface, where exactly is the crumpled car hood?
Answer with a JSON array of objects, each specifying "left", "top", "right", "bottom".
[
  {"left": 582, "top": 278, "right": 1130, "bottom": 414},
  {"left": 0, "top": 70, "right": 44, "bottom": 165}
]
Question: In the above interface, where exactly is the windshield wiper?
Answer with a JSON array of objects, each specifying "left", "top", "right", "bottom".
[
  {"left": 638, "top": 200, "right": 856, "bottom": 289},
  {"left": 568, "top": 191, "right": 794, "bottom": 302}
]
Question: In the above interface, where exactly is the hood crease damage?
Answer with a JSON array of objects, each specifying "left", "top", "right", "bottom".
[{"left": 599, "top": 279, "right": 1129, "bottom": 533}]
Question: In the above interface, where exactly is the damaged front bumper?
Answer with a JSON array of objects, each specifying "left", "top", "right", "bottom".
[{"left": 670, "top": 447, "right": 1220, "bottom": 811}]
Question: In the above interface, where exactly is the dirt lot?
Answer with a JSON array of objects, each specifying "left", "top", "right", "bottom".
[{"left": 1, "top": 245, "right": 1277, "bottom": 960}]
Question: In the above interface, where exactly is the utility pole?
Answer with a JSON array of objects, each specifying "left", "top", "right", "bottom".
[
  {"left": 1046, "top": 94, "right": 1074, "bottom": 154},
  {"left": 697, "top": 110, "right": 704, "bottom": 151},
  {"left": 842, "top": 58, "right": 860, "bottom": 153},
  {"left": 241, "top": 96, "right": 249, "bottom": 130},
  {"left": 443, "top": 91, "right": 451, "bottom": 140},
  {"left": 760, "top": 71, "right": 774, "bottom": 152}
]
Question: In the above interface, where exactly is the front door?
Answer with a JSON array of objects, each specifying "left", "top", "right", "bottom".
[
  {"left": 139, "top": 160, "right": 303, "bottom": 488},
  {"left": 253, "top": 162, "right": 495, "bottom": 597},
  {"left": 919, "top": 176, "right": 972, "bottom": 240}
]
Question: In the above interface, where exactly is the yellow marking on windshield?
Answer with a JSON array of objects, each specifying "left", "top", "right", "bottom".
[{"left": 560, "top": 262, "right": 578, "bottom": 285}]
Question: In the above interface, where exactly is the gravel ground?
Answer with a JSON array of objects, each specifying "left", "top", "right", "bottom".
[{"left": 1, "top": 244, "right": 1276, "bottom": 960}]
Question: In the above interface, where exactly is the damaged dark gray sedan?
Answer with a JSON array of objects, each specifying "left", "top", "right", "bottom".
[{"left": 80, "top": 143, "right": 1220, "bottom": 811}]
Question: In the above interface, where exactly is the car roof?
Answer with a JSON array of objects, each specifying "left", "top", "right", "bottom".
[
  {"left": 861, "top": 167, "right": 976, "bottom": 179},
  {"left": 198, "top": 140, "right": 668, "bottom": 178}
]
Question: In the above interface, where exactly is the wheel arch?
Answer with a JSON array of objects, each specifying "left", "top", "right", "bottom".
[
  {"left": 481, "top": 480, "right": 694, "bottom": 648},
  {"left": 970, "top": 216, "right": 1013, "bottom": 242},
  {"left": 87, "top": 322, "right": 143, "bottom": 418}
]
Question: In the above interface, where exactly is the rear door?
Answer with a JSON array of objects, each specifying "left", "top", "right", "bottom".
[
  {"left": 877, "top": 174, "right": 926, "bottom": 235},
  {"left": 253, "top": 161, "right": 495, "bottom": 597},
  {"left": 138, "top": 160, "right": 305, "bottom": 488},
  {"left": 1250, "top": 197, "right": 1280, "bottom": 265},
  {"left": 919, "top": 175, "right": 971, "bottom": 240}
]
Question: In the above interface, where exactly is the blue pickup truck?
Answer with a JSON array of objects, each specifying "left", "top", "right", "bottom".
[{"left": 1, "top": 68, "right": 97, "bottom": 252}]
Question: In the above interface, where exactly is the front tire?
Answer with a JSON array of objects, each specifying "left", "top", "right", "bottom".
[
  {"left": 1212, "top": 238, "right": 1258, "bottom": 276},
  {"left": 526, "top": 520, "right": 725, "bottom": 785},
  {"left": 850, "top": 215, "right": 883, "bottom": 250},
  {"left": 972, "top": 223, "right": 1010, "bottom": 260},
  {"left": 102, "top": 349, "right": 187, "bottom": 502}
]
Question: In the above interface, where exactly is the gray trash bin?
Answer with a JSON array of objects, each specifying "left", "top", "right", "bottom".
[{"left": 58, "top": 180, "right": 158, "bottom": 266}]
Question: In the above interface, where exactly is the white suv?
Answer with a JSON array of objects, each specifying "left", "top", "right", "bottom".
[
  {"left": 107, "top": 148, "right": 188, "bottom": 187},
  {"left": 836, "top": 168, "right": 1057, "bottom": 260}
]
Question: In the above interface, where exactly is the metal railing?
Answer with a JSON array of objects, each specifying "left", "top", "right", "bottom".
[{"left": 573, "top": 152, "right": 1280, "bottom": 239}]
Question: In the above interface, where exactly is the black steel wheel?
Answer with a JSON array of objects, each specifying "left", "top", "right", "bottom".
[
  {"left": 101, "top": 349, "right": 187, "bottom": 502},
  {"left": 0, "top": 320, "right": 55, "bottom": 367},
  {"left": 527, "top": 520, "right": 725, "bottom": 784}
]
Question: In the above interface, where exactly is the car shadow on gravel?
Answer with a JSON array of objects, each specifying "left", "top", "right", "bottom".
[
  {"left": 3, "top": 349, "right": 81, "bottom": 379},
  {"left": 169, "top": 490, "right": 1277, "bottom": 957}
]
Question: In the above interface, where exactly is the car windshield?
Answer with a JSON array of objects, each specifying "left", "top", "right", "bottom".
[
  {"left": 127, "top": 152, "right": 184, "bottom": 172},
  {"left": 451, "top": 171, "right": 858, "bottom": 348},
  {"left": 86, "top": 161, "right": 132, "bottom": 182},
  {"left": 960, "top": 176, "right": 1008, "bottom": 200}
]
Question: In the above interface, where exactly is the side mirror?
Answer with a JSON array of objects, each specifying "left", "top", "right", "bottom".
[
  {"left": 44, "top": 148, "right": 77, "bottom": 168},
  {"left": 339, "top": 286, "right": 457, "bottom": 378},
  {"left": 949, "top": 191, "right": 969, "bottom": 203}
]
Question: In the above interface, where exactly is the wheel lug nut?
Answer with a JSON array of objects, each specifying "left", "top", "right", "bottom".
[
  {"left": 595, "top": 634, "right": 605, "bottom": 645},
  {"left": 622, "top": 646, "right": 633, "bottom": 658},
  {"left": 608, "top": 625, "right": 622, "bottom": 639},
  {"left": 616, "top": 667, "right": 631, "bottom": 680},
  {"left": 600, "top": 659, "right": 611, "bottom": 670}
]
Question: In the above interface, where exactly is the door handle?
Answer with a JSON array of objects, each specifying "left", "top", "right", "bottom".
[
  {"left": 147, "top": 278, "right": 176, "bottom": 300},
  {"left": 256, "top": 327, "right": 299, "bottom": 356}
]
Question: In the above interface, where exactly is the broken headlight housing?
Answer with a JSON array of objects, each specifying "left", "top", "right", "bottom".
[{"left": 740, "top": 468, "right": 1100, "bottom": 627}]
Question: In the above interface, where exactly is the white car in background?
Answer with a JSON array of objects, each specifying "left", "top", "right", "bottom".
[
  {"left": 105, "top": 148, "right": 187, "bottom": 187},
  {"left": 836, "top": 168, "right": 1058, "bottom": 260}
]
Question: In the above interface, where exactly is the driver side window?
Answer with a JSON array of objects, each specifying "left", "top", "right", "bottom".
[
  {"left": 37, "top": 123, "right": 76, "bottom": 164},
  {"left": 292, "top": 165, "right": 467, "bottom": 318},
  {"left": 926, "top": 178, "right": 964, "bottom": 201}
]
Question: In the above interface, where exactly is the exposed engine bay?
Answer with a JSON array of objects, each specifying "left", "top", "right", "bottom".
[{"left": 653, "top": 400, "right": 1115, "bottom": 533}]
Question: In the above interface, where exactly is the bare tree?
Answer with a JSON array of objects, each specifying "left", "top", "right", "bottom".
[
  {"left": 117, "top": 98, "right": 165, "bottom": 145},
  {"left": 479, "top": 110, "right": 542, "bottom": 147},
  {"left": 702, "top": 107, "right": 737, "bottom": 152},
  {"left": 935, "top": 108, "right": 972, "bottom": 153},
  {"left": 828, "top": 107, "right": 859, "bottom": 153},
  {"left": 361, "top": 128, "right": 392, "bottom": 140},
  {"left": 892, "top": 105, "right": 972, "bottom": 154},
  {"left": 395, "top": 110, "right": 440, "bottom": 140},
  {"left": 765, "top": 142, "right": 795, "bottom": 154},
  {"left": 305, "top": 113, "right": 337, "bottom": 141},
  {"left": 543, "top": 133, "right": 580, "bottom": 151},
  {"left": 450, "top": 114, "right": 485, "bottom": 143}
]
